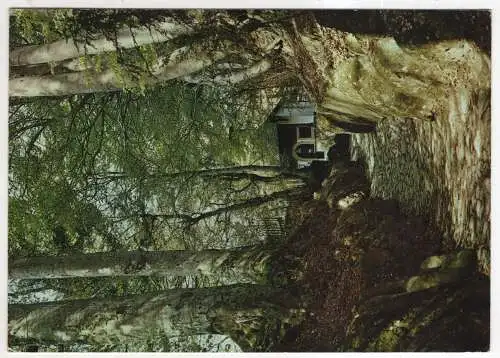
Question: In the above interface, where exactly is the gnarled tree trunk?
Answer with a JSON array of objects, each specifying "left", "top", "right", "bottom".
[
  {"left": 9, "top": 284, "right": 307, "bottom": 351},
  {"left": 9, "top": 13, "right": 490, "bottom": 108}
]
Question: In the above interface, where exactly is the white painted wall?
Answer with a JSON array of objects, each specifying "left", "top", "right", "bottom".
[{"left": 274, "top": 102, "right": 315, "bottom": 125}]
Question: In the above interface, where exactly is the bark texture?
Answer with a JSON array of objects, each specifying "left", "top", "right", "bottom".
[
  {"left": 9, "top": 47, "right": 225, "bottom": 97},
  {"left": 90, "top": 165, "right": 309, "bottom": 182},
  {"left": 9, "top": 284, "right": 307, "bottom": 351},
  {"left": 9, "top": 246, "right": 279, "bottom": 283},
  {"left": 9, "top": 14, "right": 490, "bottom": 105},
  {"left": 10, "top": 19, "right": 192, "bottom": 67},
  {"left": 311, "top": 31, "right": 490, "bottom": 132}
]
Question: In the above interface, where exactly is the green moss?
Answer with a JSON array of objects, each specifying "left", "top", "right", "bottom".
[
  {"left": 420, "top": 254, "right": 446, "bottom": 270},
  {"left": 409, "top": 306, "right": 442, "bottom": 337},
  {"left": 106, "top": 51, "right": 126, "bottom": 86},
  {"left": 350, "top": 335, "right": 361, "bottom": 349},
  {"left": 94, "top": 55, "right": 103, "bottom": 73},
  {"left": 405, "top": 274, "right": 441, "bottom": 292},
  {"left": 407, "top": 269, "right": 464, "bottom": 293},
  {"left": 421, "top": 250, "right": 475, "bottom": 272},
  {"left": 369, "top": 320, "right": 407, "bottom": 351},
  {"left": 247, "top": 334, "right": 257, "bottom": 348}
]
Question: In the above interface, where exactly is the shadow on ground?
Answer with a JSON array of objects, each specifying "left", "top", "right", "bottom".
[{"left": 273, "top": 158, "right": 490, "bottom": 352}]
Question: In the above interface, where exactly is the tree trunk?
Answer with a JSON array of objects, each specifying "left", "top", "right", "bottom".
[
  {"left": 305, "top": 27, "right": 490, "bottom": 125},
  {"left": 9, "top": 19, "right": 193, "bottom": 67},
  {"left": 10, "top": 13, "right": 490, "bottom": 122},
  {"left": 9, "top": 47, "right": 226, "bottom": 97},
  {"left": 8, "top": 284, "right": 307, "bottom": 351},
  {"left": 8, "top": 12, "right": 490, "bottom": 140},
  {"left": 320, "top": 159, "right": 370, "bottom": 210},
  {"left": 9, "top": 245, "right": 281, "bottom": 283},
  {"left": 90, "top": 165, "right": 309, "bottom": 182},
  {"left": 189, "top": 58, "right": 272, "bottom": 86},
  {"left": 154, "top": 187, "right": 306, "bottom": 225}
]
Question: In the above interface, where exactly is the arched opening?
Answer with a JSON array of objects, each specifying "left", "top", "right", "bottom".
[{"left": 294, "top": 143, "right": 324, "bottom": 160}]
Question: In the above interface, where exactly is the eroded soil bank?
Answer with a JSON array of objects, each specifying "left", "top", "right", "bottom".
[
  {"left": 275, "top": 10, "right": 491, "bottom": 352},
  {"left": 273, "top": 158, "right": 489, "bottom": 352}
]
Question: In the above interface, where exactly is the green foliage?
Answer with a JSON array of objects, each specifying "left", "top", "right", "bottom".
[
  {"left": 10, "top": 9, "right": 76, "bottom": 46},
  {"left": 8, "top": 9, "right": 296, "bottom": 348},
  {"left": 9, "top": 8, "right": 176, "bottom": 48},
  {"left": 10, "top": 9, "right": 172, "bottom": 93},
  {"left": 9, "top": 79, "right": 283, "bottom": 258}
]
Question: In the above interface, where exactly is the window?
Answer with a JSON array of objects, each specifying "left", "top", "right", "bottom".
[{"left": 297, "top": 126, "right": 312, "bottom": 138}]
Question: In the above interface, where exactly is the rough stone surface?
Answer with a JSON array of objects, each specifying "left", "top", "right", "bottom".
[{"left": 350, "top": 90, "right": 490, "bottom": 274}]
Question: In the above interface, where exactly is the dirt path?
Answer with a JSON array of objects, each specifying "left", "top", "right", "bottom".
[{"left": 350, "top": 89, "right": 490, "bottom": 274}]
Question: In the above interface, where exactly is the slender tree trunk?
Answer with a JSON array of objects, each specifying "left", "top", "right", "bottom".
[
  {"left": 9, "top": 47, "right": 226, "bottom": 97},
  {"left": 155, "top": 187, "right": 306, "bottom": 225},
  {"left": 90, "top": 165, "right": 309, "bottom": 182},
  {"left": 8, "top": 284, "right": 307, "bottom": 351},
  {"left": 190, "top": 58, "right": 272, "bottom": 86},
  {"left": 9, "top": 245, "right": 279, "bottom": 282},
  {"left": 9, "top": 19, "right": 193, "bottom": 67}
]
